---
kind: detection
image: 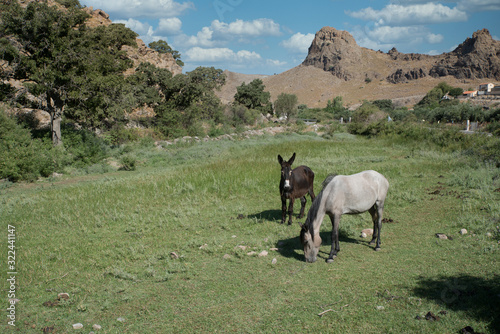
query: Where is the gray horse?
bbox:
[299,170,389,263]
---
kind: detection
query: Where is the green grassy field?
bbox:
[1,132,499,333]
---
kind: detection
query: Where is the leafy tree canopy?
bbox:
[274,93,298,119]
[234,79,271,113]
[148,40,184,67]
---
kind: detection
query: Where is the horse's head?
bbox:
[299,222,322,263]
[278,153,296,191]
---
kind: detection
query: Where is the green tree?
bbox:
[274,93,298,120]
[148,40,184,67]
[128,64,226,137]
[0,1,137,145]
[324,96,350,119]
[234,79,271,114]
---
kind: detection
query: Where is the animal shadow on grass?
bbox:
[277,229,360,262]
[247,209,282,223]
[411,274,500,333]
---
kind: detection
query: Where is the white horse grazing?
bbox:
[299,170,389,263]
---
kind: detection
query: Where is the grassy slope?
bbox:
[1,133,499,333]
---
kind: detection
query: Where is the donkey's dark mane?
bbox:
[306,174,337,240]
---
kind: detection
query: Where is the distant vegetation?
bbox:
[0,1,499,182]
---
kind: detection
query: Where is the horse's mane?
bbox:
[306,174,337,240]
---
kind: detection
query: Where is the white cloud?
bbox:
[457,0,500,12]
[80,0,194,18]
[267,59,287,67]
[426,33,444,44]
[185,47,261,63]
[211,19,281,38]
[347,3,467,26]
[157,18,182,35]
[114,18,152,36]
[281,33,315,53]
[352,25,445,51]
[176,18,282,48]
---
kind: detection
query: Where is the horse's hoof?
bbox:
[375,247,381,251]
[287,222,292,226]
[326,258,335,264]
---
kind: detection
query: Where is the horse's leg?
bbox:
[369,205,383,251]
[287,197,296,225]
[374,203,384,251]
[327,213,341,263]
[369,206,378,245]
[281,196,287,224]
[298,196,306,218]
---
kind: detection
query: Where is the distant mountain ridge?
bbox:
[303,27,500,83]
[219,27,500,108]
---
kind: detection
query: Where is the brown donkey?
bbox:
[278,153,315,225]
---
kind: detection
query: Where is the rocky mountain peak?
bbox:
[302,26,500,82]
[302,27,362,80]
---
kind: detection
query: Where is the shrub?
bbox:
[61,125,109,167]
[348,102,388,136]
[0,111,54,182]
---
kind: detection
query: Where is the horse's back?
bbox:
[327,170,388,213]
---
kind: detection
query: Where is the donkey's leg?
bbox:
[281,196,287,224]
[287,198,295,225]
[309,186,316,202]
[327,213,341,263]
[298,196,306,218]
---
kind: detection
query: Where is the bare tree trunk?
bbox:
[50,111,62,146]
[47,92,64,146]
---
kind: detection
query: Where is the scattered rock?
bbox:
[436,233,448,240]
[117,317,125,323]
[58,293,70,300]
[199,244,208,249]
[486,232,492,237]
[272,258,277,264]
[247,251,257,256]
[234,245,247,251]
[72,323,84,329]
[376,305,385,310]
[92,324,102,330]
[259,250,269,257]
[169,252,179,259]
[223,254,231,259]
[360,229,373,238]
[460,229,468,235]
[269,247,279,251]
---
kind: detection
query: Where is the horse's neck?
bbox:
[309,192,328,236]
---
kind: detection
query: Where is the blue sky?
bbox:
[79,0,500,75]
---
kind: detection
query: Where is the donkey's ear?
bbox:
[288,152,296,165]
[278,155,283,164]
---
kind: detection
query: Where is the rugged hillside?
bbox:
[13,0,182,76]
[82,6,182,76]
[219,27,500,108]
